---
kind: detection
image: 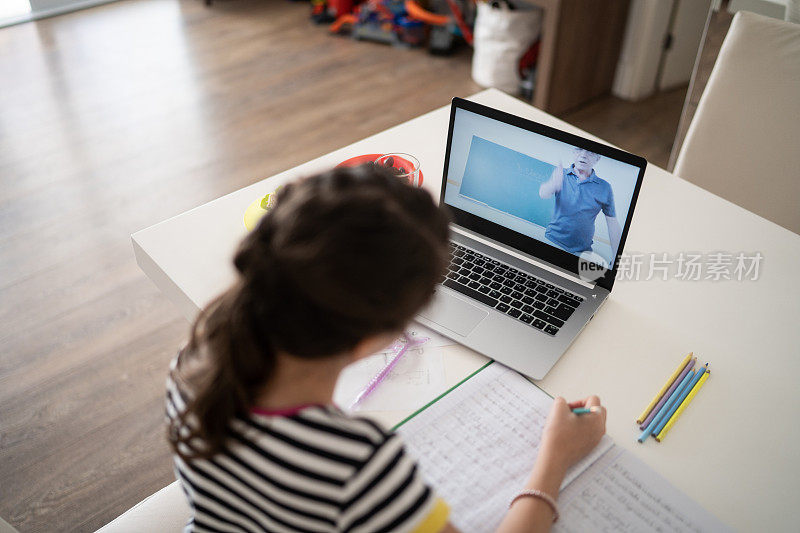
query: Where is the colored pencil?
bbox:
[653,364,708,436]
[638,369,695,443]
[636,353,692,424]
[656,369,710,442]
[639,357,696,430]
[572,407,593,414]
[349,335,428,409]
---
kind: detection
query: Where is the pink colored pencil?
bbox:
[349,334,429,409]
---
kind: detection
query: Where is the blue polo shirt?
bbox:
[545,166,616,253]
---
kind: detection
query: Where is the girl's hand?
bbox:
[502,397,605,532]
[539,396,606,473]
[500,397,606,532]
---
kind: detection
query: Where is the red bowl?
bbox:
[336,154,423,186]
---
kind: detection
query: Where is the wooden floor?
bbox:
[0,1,683,530]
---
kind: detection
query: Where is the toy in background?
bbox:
[312,0,354,24]
[430,0,474,54]
[406,0,474,54]
[395,16,427,46]
[328,0,475,52]
[353,0,411,46]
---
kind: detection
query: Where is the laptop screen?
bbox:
[442,104,644,281]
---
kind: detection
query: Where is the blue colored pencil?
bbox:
[653,364,708,436]
[638,369,696,442]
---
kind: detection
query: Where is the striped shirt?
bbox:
[166,360,448,532]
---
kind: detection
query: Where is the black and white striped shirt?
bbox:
[166,366,444,532]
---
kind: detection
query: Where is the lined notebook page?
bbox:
[556,448,732,533]
[397,362,614,532]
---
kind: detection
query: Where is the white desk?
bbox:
[133,89,800,532]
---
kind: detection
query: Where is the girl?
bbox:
[166,164,606,533]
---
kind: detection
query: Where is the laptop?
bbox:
[416,98,646,379]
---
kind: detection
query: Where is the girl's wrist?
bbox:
[526,446,567,496]
[538,442,570,474]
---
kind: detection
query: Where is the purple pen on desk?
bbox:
[348,333,429,410]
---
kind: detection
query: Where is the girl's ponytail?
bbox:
[168,164,451,460]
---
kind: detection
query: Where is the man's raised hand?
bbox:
[552,161,564,192]
[540,161,565,199]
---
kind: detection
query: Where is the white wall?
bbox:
[728,0,788,19]
[658,0,713,91]
[613,0,714,100]
[612,0,675,100]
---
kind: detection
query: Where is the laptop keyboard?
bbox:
[443,243,584,336]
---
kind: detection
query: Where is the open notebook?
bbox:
[395,363,730,532]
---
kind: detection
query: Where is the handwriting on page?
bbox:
[557,450,732,533]
[399,364,549,531]
[398,363,729,532]
[399,363,612,532]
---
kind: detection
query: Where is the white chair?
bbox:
[96,481,189,532]
[673,11,800,234]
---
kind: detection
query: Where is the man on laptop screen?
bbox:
[539,149,622,267]
[419,99,646,379]
[450,130,635,271]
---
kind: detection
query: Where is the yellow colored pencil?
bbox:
[655,370,709,442]
[636,352,692,424]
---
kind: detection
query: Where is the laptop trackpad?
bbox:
[419,290,488,337]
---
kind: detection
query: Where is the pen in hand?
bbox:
[572,407,601,414]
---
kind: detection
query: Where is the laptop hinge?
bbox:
[450,225,597,290]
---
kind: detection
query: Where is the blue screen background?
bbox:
[459,136,556,228]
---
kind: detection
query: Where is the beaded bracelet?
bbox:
[508,489,559,523]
